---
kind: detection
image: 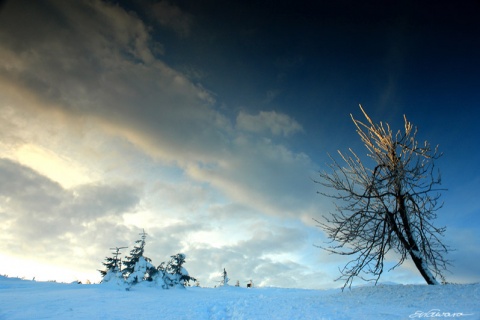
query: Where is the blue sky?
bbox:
[0,0,479,288]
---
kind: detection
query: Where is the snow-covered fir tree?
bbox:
[99,230,196,290]
[126,256,156,286]
[99,246,127,278]
[99,256,117,278]
[100,246,128,287]
[122,229,154,285]
[162,253,196,289]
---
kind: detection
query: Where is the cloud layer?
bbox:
[0,0,327,287]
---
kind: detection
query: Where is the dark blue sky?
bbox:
[144,0,480,150]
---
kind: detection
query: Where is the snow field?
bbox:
[0,276,479,319]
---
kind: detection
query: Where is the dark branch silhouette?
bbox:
[315,105,450,289]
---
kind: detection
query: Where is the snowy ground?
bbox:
[0,276,479,319]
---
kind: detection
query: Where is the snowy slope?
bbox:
[0,276,479,319]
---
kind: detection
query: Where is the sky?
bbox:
[0,0,479,289]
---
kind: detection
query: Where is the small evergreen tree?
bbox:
[162,253,196,288]
[122,229,151,284]
[221,268,229,286]
[99,246,127,278]
[144,256,159,282]
[126,256,156,285]
[99,256,116,278]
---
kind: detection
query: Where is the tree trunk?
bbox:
[408,248,439,285]
[397,194,439,285]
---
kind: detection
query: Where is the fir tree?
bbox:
[99,246,127,278]
[162,253,196,288]
[122,229,149,283]
[97,230,195,289]
[144,261,159,282]
[221,268,229,286]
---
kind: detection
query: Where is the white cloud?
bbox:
[0,158,141,266]
[236,110,304,137]
[186,135,318,218]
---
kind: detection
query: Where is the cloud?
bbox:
[231,225,308,257]
[177,223,334,289]
[236,110,304,137]
[0,158,65,218]
[0,158,141,262]
[0,0,228,165]
[152,1,193,37]
[0,0,330,287]
[0,0,317,219]
[186,134,319,219]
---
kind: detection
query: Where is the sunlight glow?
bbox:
[15,144,96,189]
[0,254,98,284]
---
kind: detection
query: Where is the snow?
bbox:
[126,256,149,285]
[0,276,479,319]
[101,269,127,289]
[180,266,189,276]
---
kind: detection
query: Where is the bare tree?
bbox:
[315,105,450,289]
